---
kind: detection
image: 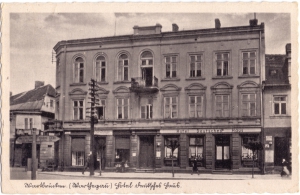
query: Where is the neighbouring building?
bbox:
[263,44,291,173]
[52,18,265,173]
[10,82,57,168]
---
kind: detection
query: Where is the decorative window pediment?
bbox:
[211,82,233,90]
[69,88,87,96]
[160,84,182,92]
[113,86,130,94]
[95,86,109,95]
[237,81,260,89]
[185,83,207,91]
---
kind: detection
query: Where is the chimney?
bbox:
[10,92,12,97]
[172,23,179,32]
[215,19,221,29]
[35,81,44,89]
[133,25,139,35]
[155,23,162,34]
[249,19,258,27]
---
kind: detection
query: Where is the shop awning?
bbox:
[115,137,130,149]
[71,138,85,151]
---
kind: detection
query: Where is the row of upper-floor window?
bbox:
[56,50,259,84]
[57,93,288,121]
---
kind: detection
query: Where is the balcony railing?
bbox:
[130,76,159,93]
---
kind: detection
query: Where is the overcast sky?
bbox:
[10,13,291,95]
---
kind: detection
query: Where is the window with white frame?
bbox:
[216,53,229,76]
[117,98,129,119]
[242,51,256,75]
[189,96,203,118]
[215,95,230,117]
[95,56,106,82]
[141,51,153,66]
[165,55,177,78]
[242,94,256,116]
[73,100,84,120]
[189,137,204,160]
[273,96,287,115]
[118,54,129,81]
[74,57,84,83]
[72,151,85,166]
[96,99,106,120]
[189,54,203,77]
[164,137,179,158]
[241,135,258,161]
[141,99,153,119]
[24,118,33,129]
[164,97,178,119]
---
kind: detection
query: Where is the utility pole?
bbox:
[31,128,37,180]
[88,79,99,176]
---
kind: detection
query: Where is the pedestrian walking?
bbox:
[82,152,92,175]
[191,158,199,175]
[281,158,290,177]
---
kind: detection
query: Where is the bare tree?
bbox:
[243,141,263,178]
[166,138,180,177]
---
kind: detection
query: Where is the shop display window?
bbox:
[189,137,205,167]
[115,149,130,163]
[164,137,179,166]
[241,135,259,167]
[72,151,84,166]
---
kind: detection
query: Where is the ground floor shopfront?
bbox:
[61,127,263,172]
[263,127,291,173]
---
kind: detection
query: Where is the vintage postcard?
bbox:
[1,2,299,194]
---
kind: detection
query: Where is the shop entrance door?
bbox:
[139,136,154,168]
[215,135,231,169]
[274,137,289,166]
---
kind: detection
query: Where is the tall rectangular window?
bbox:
[117,98,129,119]
[29,118,33,129]
[97,99,106,120]
[141,102,153,119]
[95,56,106,82]
[74,57,84,83]
[24,118,28,129]
[165,56,177,78]
[215,95,229,117]
[242,51,256,75]
[71,138,85,166]
[274,96,287,115]
[216,53,229,76]
[164,97,178,119]
[73,100,84,120]
[118,54,129,81]
[189,96,203,118]
[242,94,256,116]
[190,54,202,77]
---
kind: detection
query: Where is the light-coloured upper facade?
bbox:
[54,20,265,128]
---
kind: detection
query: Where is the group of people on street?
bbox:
[82,151,290,177]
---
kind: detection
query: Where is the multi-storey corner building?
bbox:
[263,44,291,173]
[10,82,57,167]
[53,18,265,172]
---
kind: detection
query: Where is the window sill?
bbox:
[269,115,291,119]
[185,77,205,81]
[212,76,233,79]
[113,81,131,84]
[161,78,180,82]
[97,81,109,85]
[70,83,87,86]
[238,75,260,78]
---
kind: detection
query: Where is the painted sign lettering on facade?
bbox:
[160,128,261,134]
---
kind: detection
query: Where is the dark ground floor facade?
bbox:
[263,127,292,173]
[57,127,263,173]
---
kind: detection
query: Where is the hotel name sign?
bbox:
[160,128,261,134]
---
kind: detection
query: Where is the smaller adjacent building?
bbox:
[263,43,291,173]
[10,81,57,168]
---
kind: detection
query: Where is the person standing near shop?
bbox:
[281,158,290,177]
[191,158,199,175]
[82,152,92,175]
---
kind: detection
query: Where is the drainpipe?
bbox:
[259,28,265,174]
[62,43,67,169]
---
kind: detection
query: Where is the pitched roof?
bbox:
[265,54,289,85]
[10,84,56,111]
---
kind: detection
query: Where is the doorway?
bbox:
[139,136,154,168]
[215,135,231,169]
[274,137,289,166]
[142,68,153,87]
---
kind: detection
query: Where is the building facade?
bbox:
[53,18,265,172]
[263,44,291,173]
[10,82,57,168]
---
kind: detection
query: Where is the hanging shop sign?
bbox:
[160,128,261,134]
[16,135,60,144]
[94,130,113,135]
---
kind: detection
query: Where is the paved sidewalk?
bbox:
[38,170,286,180]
